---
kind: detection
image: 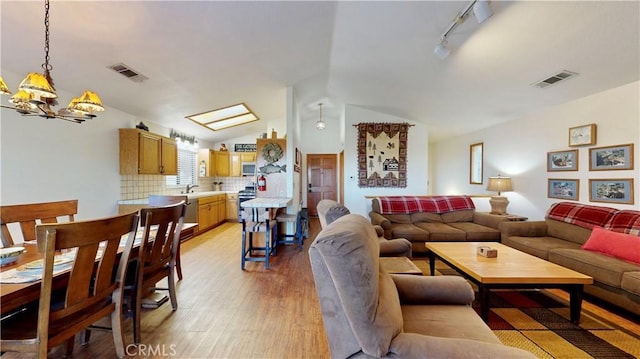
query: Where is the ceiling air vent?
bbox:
[533,70,578,89]
[108,63,148,83]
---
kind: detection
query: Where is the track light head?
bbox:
[473,0,493,23]
[434,42,450,59]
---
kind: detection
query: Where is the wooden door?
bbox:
[307,154,337,217]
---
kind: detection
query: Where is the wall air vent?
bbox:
[107,63,148,83]
[533,70,578,89]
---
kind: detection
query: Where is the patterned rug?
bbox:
[420,262,640,358]
[476,289,640,358]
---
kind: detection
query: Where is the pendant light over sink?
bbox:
[0,0,105,123]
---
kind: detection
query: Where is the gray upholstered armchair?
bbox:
[316,199,412,258]
[309,214,536,359]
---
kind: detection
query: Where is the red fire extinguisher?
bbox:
[258,174,267,191]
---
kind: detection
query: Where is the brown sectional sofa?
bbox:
[501,202,640,315]
[369,196,508,254]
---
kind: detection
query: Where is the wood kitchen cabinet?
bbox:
[241,152,256,162]
[197,149,257,177]
[119,129,177,175]
[212,151,230,177]
[197,194,226,232]
[226,193,238,221]
[229,153,242,177]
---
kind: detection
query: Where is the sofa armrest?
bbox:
[379,238,412,259]
[391,274,474,305]
[369,212,391,239]
[473,212,508,229]
[499,221,548,242]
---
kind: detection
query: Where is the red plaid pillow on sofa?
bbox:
[603,210,640,235]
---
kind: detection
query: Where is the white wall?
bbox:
[344,105,429,216]
[431,81,640,221]
[0,71,138,218]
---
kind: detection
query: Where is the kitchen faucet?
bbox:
[184,184,199,193]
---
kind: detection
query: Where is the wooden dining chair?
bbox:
[0,212,139,358]
[241,207,276,270]
[0,199,78,247]
[148,195,188,280]
[129,201,186,344]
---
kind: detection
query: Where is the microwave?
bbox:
[241,162,256,176]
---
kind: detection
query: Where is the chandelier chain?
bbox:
[42,0,52,73]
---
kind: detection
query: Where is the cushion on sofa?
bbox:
[546,219,593,245]
[325,204,351,225]
[411,212,443,223]
[603,210,640,235]
[546,202,617,230]
[548,248,640,288]
[447,222,501,241]
[441,209,475,223]
[621,272,640,296]
[401,305,501,345]
[414,223,466,241]
[388,223,430,242]
[502,235,582,260]
[582,227,640,265]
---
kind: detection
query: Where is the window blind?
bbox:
[166,142,197,186]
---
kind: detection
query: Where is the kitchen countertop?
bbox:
[118,191,238,205]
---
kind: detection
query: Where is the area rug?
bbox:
[431,265,640,358]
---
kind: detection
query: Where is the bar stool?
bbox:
[241,207,276,269]
[275,201,305,251]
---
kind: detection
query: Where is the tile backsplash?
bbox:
[120,175,256,200]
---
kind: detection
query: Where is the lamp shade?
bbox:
[18,73,57,99]
[486,176,513,195]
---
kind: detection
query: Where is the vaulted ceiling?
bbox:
[1,1,638,143]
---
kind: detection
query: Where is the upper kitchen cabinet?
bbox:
[119,129,177,175]
[213,150,230,177]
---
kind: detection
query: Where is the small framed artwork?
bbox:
[589,178,634,204]
[569,123,596,147]
[548,179,579,201]
[547,150,578,171]
[589,143,634,171]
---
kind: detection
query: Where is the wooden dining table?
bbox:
[0,223,198,316]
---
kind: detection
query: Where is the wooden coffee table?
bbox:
[425,242,593,324]
[380,257,422,275]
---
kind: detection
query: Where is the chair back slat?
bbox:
[1,200,78,246]
[139,202,186,277]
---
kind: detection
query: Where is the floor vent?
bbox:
[533,70,578,89]
[108,63,148,83]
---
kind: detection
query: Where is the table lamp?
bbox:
[486,175,513,215]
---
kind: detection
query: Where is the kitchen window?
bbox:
[166,141,198,187]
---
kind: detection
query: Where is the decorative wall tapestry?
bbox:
[355,123,411,187]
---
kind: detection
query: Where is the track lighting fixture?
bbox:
[434,0,493,60]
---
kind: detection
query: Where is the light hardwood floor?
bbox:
[4,218,638,358]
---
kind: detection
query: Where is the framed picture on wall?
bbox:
[569,123,596,146]
[589,143,634,171]
[547,150,578,171]
[589,178,634,204]
[548,179,579,201]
